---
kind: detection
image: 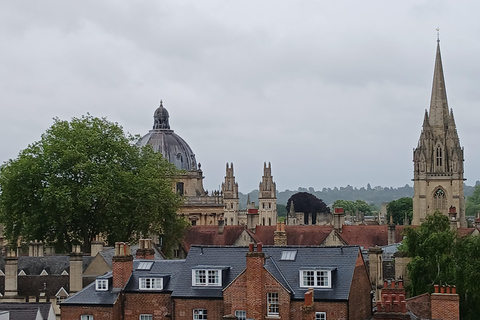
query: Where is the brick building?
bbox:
[61,242,372,320]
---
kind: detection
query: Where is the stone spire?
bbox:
[428,40,449,135]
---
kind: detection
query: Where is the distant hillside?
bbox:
[239,182,479,209]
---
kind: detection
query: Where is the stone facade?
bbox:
[413,40,466,227]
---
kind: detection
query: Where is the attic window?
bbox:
[299,270,331,288]
[139,277,163,290]
[281,250,297,261]
[137,261,154,270]
[192,269,221,286]
[95,279,108,291]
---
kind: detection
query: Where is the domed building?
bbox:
[138,101,225,226]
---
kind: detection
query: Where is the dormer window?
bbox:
[95,279,108,291]
[299,270,331,288]
[139,277,163,290]
[192,269,221,286]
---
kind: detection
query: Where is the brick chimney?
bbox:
[374,280,409,319]
[246,242,265,320]
[4,247,18,297]
[112,242,133,288]
[247,208,259,231]
[136,239,155,260]
[449,206,458,231]
[29,240,44,257]
[304,288,314,307]
[431,284,459,320]
[368,246,383,302]
[274,222,287,246]
[91,235,105,257]
[69,245,83,293]
[388,215,396,245]
[333,207,344,232]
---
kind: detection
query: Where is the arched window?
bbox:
[434,188,446,210]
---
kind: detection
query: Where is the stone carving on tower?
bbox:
[258,162,277,226]
[412,39,466,227]
[222,163,240,225]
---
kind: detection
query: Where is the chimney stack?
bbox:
[29,240,44,257]
[4,247,18,297]
[218,219,225,234]
[69,245,83,293]
[136,239,155,260]
[91,235,105,257]
[368,246,384,302]
[388,216,396,245]
[274,222,287,246]
[246,243,265,320]
[304,288,314,307]
[431,284,460,320]
[112,242,133,288]
[333,207,344,232]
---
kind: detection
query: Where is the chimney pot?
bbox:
[452,286,456,294]
[249,243,254,252]
[257,242,262,252]
[446,286,451,294]
[384,280,388,288]
[281,222,285,232]
[441,285,445,294]
[434,284,439,293]
[398,280,403,288]
[391,280,395,289]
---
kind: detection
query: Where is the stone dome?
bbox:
[137,101,198,171]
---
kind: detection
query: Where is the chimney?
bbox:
[274,222,287,246]
[375,280,408,318]
[388,216,396,245]
[112,242,133,288]
[247,207,259,231]
[4,247,18,297]
[91,235,104,257]
[69,245,83,293]
[449,206,458,231]
[218,219,225,234]
[431,284,460,320]
[246,242,265,320]
[136,239,155,260]
[333,207,344,232]
[304,288,314,307]
[29,240,44,257]
[368,246,383,302]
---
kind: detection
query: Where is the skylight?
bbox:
[137,261,154,270]
[280,250,297,261]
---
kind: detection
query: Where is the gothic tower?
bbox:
[222,162,239,225]
[413,39,466,227]
[258,162,277,226]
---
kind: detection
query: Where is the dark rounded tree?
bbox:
[286,192,330,224]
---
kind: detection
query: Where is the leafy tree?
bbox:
[332,200,357,215]
[466,184,480,217]
[276,204,287,217]
[401,212,456,296]
[386,197,413,224]
[286,192,329,224]
[0,115,185,253]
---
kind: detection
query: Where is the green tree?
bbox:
[332,200,356,215]
[276,204,287,217]
[386,197,413,224]
[466,184,480,217]
[401,211,456,296]
[0,115,186,253]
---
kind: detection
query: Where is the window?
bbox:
[95,279,108,291]
[436,146,443,167]
[139,278,163,290]
[140,315,153,320]
[235,310,246,320]
[81,316,94,320]
[176,182,184,195]
[434,188,446,210]
[267,292,279,315]
[315,312,326,320]
[193,309,207,320]
[192,269,221,286]
[300,270,331,288]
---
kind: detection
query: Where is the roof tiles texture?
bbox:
[181,225,246,251]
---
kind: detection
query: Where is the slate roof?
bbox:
[124,259,185,293]
[61,272,121,306]
[98,244,164,268]
[181,225,247,251]
[0,255,94,275]
[171,245,361,301]
[0,303,53,320]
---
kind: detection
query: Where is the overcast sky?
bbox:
[1,1,480,193]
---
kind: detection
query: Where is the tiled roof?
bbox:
[0,303,53,320]
[171,245,360,301]
[254,225,334,245]
[181,225,246,251]
[62,272,121,306]
[124,259,185,293]
[339,225,408,248]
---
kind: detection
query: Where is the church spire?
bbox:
[428,38,449,132]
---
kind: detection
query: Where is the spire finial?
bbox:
[436,27,440,43]
[160,99,163,107]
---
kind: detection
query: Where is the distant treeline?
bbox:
[240,182,480,209]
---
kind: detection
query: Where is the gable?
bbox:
[322,229,347,246]
[83,254,111,276]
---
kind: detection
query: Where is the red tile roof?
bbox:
[181,225,246,251]
[254,225,334,245]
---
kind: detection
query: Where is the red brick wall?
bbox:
[348,252,373,320]
[112,256,133,289]
[290,301,348,320]
[174,299,224,320]
[431,294,460,320]
[124,293,173,320]
[61,305,120,320]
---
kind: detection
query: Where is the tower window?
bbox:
[434,188,446,210]
[436,147,443,168]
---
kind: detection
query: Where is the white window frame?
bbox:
[139,277,163,290]
[95,279,108,291]
[267,292,279,316]
[299,270,331,288]
[139,315,153,320]
[235,310,246,320]
[81,315,94,320]
[193,309,207,320]
[192,269,221,286]
[315,312,326,320]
